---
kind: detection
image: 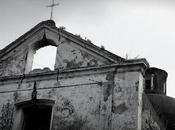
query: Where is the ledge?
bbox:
[0,61,148,84]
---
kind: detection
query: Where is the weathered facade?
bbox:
[0,20,174,130]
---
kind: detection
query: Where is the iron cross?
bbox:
[46,0,59,20]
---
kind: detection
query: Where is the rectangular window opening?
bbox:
[22,105,52,130]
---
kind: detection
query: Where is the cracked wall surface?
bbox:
[111,72,139,130]
[0,37,111,77]
[0,21,149,130]
[55,40,109,69]
[0,49,27,76]
[0,67,144,130]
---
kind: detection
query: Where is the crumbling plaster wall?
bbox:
[0,94,14,130]
[111,71,140,130]
[0,21,147,130]
[0,48,28,76]
[0,66,144,130]
[55,39,109,69]
[0,29,49,76]
[0,35,111,77]
[0,70,108,130]
[142,93,166,130]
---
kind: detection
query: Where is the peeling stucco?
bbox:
[0,101,14,130]
[112,102,128,114]
[55,42,106,69]
[0,20,151,130]
[111,72,140,130]
[0,67,146,130]
[0,51,27,76]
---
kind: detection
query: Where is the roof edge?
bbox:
[0,20,57,57]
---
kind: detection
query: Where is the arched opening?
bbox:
[145,67,168,95]
[25,37,58,74]
[32,46,57,70]
[13,99,55,130]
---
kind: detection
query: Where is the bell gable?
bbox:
[0,20,125,76]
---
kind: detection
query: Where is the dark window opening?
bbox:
[145,80,151,90]
[22,105,52,130]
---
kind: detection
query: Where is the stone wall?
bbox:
[0,69,106,130]
[0,66,143,130]
[55,40,107,69]
[0,39,111,77]
[112,72,140,130]
[142,93,166,130]
[0,20,150,130]
[0,49,27,76]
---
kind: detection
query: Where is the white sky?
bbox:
[0,0,175,97]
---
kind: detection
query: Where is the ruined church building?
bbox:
[0,20,174,130]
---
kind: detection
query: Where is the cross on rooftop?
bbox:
[46,0,59,20]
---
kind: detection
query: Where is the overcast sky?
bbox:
[0,0,175,97]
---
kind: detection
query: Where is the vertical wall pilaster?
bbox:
[99,72,115,130]
[138,73,144,130]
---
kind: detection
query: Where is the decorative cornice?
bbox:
[0,61,148,85]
